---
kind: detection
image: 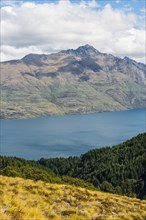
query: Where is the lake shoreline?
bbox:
[1,132,145,162]
[1,106,145,121]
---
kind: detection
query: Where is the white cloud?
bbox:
[115,0,121,3]
[1,45,44,61]
[122,4,134,13]
[1,0,145,63]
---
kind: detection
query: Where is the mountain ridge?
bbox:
[2,45,145,68]
[1,45,146,119]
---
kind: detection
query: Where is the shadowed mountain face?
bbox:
[1,45,146,119]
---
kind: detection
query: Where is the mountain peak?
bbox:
[78,44,96,50]
[76,44,101,54]
[124,56,132,61]
[61,44,101,56]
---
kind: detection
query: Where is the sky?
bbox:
[1,0,146,63]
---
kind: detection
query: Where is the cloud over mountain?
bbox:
[1,0,145,62]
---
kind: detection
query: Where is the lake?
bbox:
[0,108,145,160]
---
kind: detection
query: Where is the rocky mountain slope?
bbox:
[1,45,146,119]
[1,176,146,220]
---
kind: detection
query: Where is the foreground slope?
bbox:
[1,45,146,119]
[1,176,146,220]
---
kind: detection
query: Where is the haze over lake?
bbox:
[1,108,145,160]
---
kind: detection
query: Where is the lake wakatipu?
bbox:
[1,108,145,160]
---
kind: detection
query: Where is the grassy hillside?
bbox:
[1,176,146,220]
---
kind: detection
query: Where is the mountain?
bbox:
[1,176,146,220]
[1,133,146,199]
[1,44,146,119]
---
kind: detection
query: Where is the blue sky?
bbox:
[1,0,145,13]
[1,0,145,62]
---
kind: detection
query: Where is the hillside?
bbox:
[1,176,146,220]
[1,133,146,199]
[0,157,95,191]
[1,45,146,119]
[39,133,146,199]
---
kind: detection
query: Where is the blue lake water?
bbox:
[0,108,145,160]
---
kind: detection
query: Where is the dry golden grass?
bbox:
[0,175,146,220]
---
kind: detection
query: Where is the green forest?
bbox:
[1,133,146,199]
[0,157,95,190]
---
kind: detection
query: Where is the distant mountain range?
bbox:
[1,44,146,119]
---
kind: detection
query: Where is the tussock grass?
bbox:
[0,175,146,220]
